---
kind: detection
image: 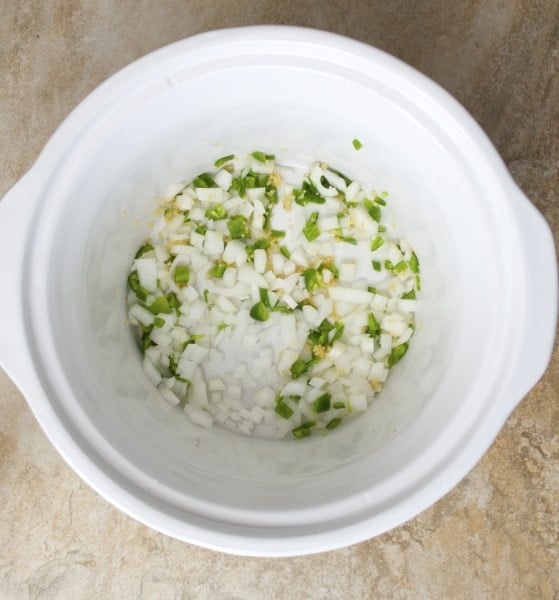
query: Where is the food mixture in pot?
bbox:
[127,152,420,439]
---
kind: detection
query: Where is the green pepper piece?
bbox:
[227,215,248,239]
[290,359,309,379]
[247,238,270,260]
[274,397,294,419]
[366,313,380,337]
[174,265,190,285]
[127,271,149,302]
[251,150,275,163]
[205,203,227,220]
[292,422,315,438]
[214,154,235,168]
[332,321,344,342]
[303,211,320,242]
[327,167,352,186]
[280,245,291,259]
[134,243,154,258]
[250,301,270,322]
[148,295,172,314]
[153,316,165,328]
[303,268,322,292]
[313,392,331,413]
[192,172,218,188]
[271,303,293,314]
[230,176,246,197]
[141,325,154,352]
[370,235,384,251]
[318,318,334,333]
[363,198,381,222]
[209,262,227,278]
[409,252,420,274]
[393,260,406,274]
[293,180,326,206]
[259,288,271,308]
[308,328,329,347]
[167,292,180,315]
[242,171,269,189]
[388,342,409,368]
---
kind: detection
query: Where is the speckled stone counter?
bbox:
[1,2,558,598]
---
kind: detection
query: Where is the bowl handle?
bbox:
[0,171,41,388]
[509,185,557,402]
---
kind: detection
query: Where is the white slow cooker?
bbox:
[0,27,556,556]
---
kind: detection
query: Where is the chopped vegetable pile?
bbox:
[127,152,420,439]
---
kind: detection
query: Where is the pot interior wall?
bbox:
[40,58,501,521]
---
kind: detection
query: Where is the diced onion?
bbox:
[127,153,420,439]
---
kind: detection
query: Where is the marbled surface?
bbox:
[1,2,558,598]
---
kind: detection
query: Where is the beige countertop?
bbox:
[1,2,558,598]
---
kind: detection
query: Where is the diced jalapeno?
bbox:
[193,172,218,188]
[292,422,315,438]
[274,397,294,419]
[293,180,325,206]
[290,359,309,379]
[370,235,384,251]
[128,271,149,301]
[209,262,227,278]
[214,154,235,168]
[250,301,270,322]
[313,393,331,413]
[135,243,154,258]
[366,313,380,337]
[205,203,227,220]
[363,198,381,222]
[251,150,275,163]
[303,211,320,242]
[227,215,248,239]
[332,321,344,342]
[148,295,172,314]
[388,342,409,368]
[409,252,420,274]
[303,268,322,291]
[394,260,408,274]
[174,265,190,285]
[259,288,271,308]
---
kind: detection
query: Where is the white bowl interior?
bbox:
[31,34,510,533]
